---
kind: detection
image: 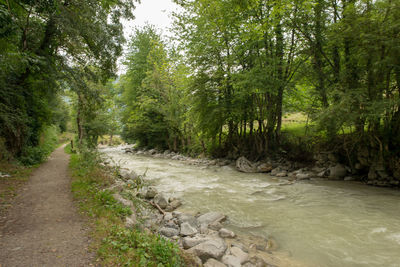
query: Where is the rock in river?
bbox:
[230,246,249,264]
[160,227,179,237]
[329,164,347,179]
[256,163,273,173]
[219,228,235,238]
[145,186,158,199]
[182,235,212,249]
[204,258,227,267]
[197,212,226,226]
[154,193,168,209]
[177,213,198,227]
[180,222,198,236]
[222,255,241,267]
[188,238,227,262]
[236,157,257,173]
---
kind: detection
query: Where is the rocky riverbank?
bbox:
[101,159,304,267]
[117,145,400,187]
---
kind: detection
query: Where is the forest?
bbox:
[1,0,400,184]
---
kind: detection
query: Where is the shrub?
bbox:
[19,125,59,165]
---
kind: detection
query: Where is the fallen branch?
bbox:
[145,200,166,215]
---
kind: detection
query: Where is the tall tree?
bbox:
[0,0,135,156]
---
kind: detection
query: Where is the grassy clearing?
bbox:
[282,122,309,137]
[67,146,185,266]
[281,113,311,137]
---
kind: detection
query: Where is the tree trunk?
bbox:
[77,93,84,146]
[109,133,113,146]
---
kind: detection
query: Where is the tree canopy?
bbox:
[0,0,136,159]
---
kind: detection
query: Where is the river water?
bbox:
[100,147,400,267]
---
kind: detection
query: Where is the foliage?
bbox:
[119,26,191,151]
[100,225,183,266]
[0,0,136,157]
[18,125,59,165]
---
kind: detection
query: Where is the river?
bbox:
[100,146,400,267]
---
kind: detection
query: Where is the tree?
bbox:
[0,0,136,156]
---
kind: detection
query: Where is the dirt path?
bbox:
[0,146,94,266]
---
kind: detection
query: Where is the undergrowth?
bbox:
[19,125,60,165]
[67,147,184,266]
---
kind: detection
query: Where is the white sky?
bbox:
[124,0,179,39]
[118,0,179,74]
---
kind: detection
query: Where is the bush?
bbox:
[19,146,47,165]
[0,137,11,161]
[19,125,59,165]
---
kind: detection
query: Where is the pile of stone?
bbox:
[121,144,400,187]
[236,155,354,184]
[123,146,233,167]
[105,166,280,266]
[157,210,277,267]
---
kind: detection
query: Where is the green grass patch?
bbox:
[282,122,309,137]
[68,151,184,266]
[64,143,73,154]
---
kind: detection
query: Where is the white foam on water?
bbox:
[371,227,387,234]
[386,233,400,244]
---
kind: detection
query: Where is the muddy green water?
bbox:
[101,147,400,267]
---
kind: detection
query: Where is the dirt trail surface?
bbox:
[0,146,94,266]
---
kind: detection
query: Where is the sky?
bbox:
[118,0,179,73]
[124,0,179,39]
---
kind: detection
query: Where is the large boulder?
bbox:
[204,258,227,267]
[256,163,273,173]
[160,227,179,237]
[209,221,223,231]
[182,236,212,249]
[197,212,226,226]
[163,212,173,221]
[166,198,182,212]
[177,213,198,227]
[230,247,249,264]
[188,238,227,262]
[180,222,198,236]
[236,157,257,173]
[222,255,241,267]
[148,149,157,155]
[329,164,347,179]
[276,171,287,177]
[270,167,282,176]
[295,172,311,180]
[154,193,168,209]
[145,186,158,199]
[219,228,235,238]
